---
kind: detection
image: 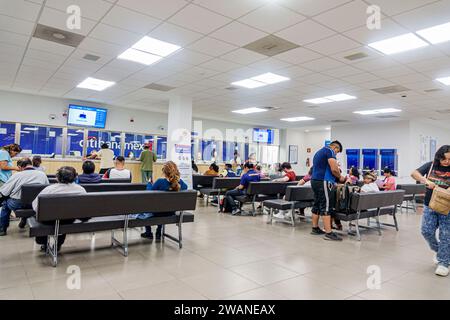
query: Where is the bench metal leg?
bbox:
[47,220,60,267]
[162,212,184,249]
[355,212,361,241]
[267,207,273,224]
[290,205,295,227]
[375,208,382,236]
[111,215,129,257]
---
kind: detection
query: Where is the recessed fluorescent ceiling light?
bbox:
[304,93,357,104]
[368,33,429,55]
[281,116,315,122]
[325,93,356,101]
[436,76,450,86]
[232,107,268,114]
[416,22,450,44]
[231,79,268,89]
[118,48,162,66]
[251,72,290,84]
[132,36,181,57]
[76,77,115,91]
[354,108,402,115]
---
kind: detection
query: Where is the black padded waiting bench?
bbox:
[199,177,241,206]
[28,190,197,267]
[334,190,405,241]
[15,183,147,220]
[396,184,426,212]
[264,186,315,226]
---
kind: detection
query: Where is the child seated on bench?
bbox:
[140,161,187,242]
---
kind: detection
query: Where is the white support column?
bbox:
[167,96,193,188]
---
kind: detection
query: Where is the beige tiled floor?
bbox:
[0,202,448,300]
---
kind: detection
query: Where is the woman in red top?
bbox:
[273,162,297,182]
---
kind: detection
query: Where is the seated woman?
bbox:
[32,166,87,252]
[346,166,360,185]
[77,160,102,184]
[381,167,396,191]
[361,172,380,193]
[204,163,219,176]
[272,162,296,182]
[140,161,188,242]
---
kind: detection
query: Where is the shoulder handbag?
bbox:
[427,163,450,215]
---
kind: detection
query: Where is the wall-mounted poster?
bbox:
[288,145,298,164]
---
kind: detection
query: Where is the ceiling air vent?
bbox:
[344,52,369,61]
[83,54,101,61]
[144,83,175,92]
[33,24,85,47]
[376,115,400,119]
[329,119,349,123]
[262,106,280,111]
[371,85,410,94]
[436,109,450,114]
[243,35,300,57]
[226,86,239,91]
[424,88,443,93]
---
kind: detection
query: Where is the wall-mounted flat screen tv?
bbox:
[253,128,274,144]
[67,104,107,129]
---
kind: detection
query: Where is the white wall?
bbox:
[331,120,450,182]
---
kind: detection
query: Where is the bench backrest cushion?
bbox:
[192,175,215,189]
[397,184,426,196]
[285,186,314,201]
[36,190,197,222]
[350,190,405,211]
[20,183,147,205]
[212,177,241,190]
[101,178,132,184]
[246,181,298,196]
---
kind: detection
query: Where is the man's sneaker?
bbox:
[0,229,6,236]
[332,224,343,231]
[324,232,343,241]
[231,209,241,216]
[311,227,326,235]
[18,218,27,229]
[433,254,439,265]
[273,212,285,219]
[155,234,162,243]
[435,265,449,277]
[140,232,154,240]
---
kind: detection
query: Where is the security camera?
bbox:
[130,118,135,123]
[158,125,165,131]
[49,114,57,120]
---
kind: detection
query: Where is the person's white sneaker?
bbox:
[433,254,439,265]
[435,265,449,277]
[284,212,293,220]
[273,212,285,219]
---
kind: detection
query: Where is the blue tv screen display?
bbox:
[253,128,274,144]
[67,105,108,129]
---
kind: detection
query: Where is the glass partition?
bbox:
[0,122,16,147]
[86,130,121,157]
[156,136,167,160]
[124,133,154,159]
[19,125,63,157]
[66,128,84,157]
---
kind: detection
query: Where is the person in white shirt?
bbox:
[361,172,380,193]
[103,156,132,180]
[32,166,87,251]
[0,158,49,235]
[88,143,114,174]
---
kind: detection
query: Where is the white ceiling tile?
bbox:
[276,19,336,46]
[22,56,61,71]
[274,47,323,64]
[210,21,267,47]
[277,66,315,79]
[0,14,35,35]
[344,18,409,45]
[169,4,232,34]
[392,0,450,30]
[305,34,360,55]
[366,0,440,16]
[313,1,374,32]
[170,49,213,65]
[78,37,128,56]
[45,0,113,21]
[90,23,142,47]
[247,57,291,72]
[0,0,41,22]
[199,58,241,72]
[188,37,238,57]
[322,65,364,78]
[102,5,161,34]
[0,30,30,47]
[39,6,96,36]
[352,56,398,71]
[28,37,75,56]
[238,3,306,33]
[148,22,204,47]
[192,0,267,19]
[221,48,266,65]
[117,0,188,20]
[279,0,353,17]
[301,57,344,71]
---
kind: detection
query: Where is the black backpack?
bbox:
[220,197,234,213]
[332,184,361,214]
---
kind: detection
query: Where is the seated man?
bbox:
[272,162,296,182]
[361,172,380,193]
[0,158,49,235]
[224,162,261,215]
[220,163,237,177]
[103,156,132,180]
[32,166,87,251]
[77,160,102,184]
